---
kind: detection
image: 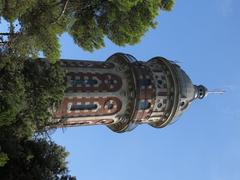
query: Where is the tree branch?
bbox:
[56,0,69,22]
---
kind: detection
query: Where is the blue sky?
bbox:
[52,1,240,179]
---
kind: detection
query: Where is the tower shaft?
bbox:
[52,53,206,133]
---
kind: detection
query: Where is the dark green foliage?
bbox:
[68,0,174,51]
[1,0,175,61]
[16,0,69,61]
[160,0,175,11]
[0,152,8,167]
[21,59,66,132]
[0,54,66,138]
[0,54,73,179]
[0,138,76,180]
[0,0,37,22]
[0,54,71,176]
[0,55,25,127]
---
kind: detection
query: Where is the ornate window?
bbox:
[72,79,98,86]
[107,79,114,85]
[70,104,97,111]
[138,101,151,110]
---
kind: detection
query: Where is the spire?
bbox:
[208,89,225,94]
[194,85,225,100]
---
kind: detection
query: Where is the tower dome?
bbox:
[154,58,208,125]
[52,53,207,133]
[143,56,208,129]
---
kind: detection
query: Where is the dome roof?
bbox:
[167,62,208,124]
[147,57,208,128]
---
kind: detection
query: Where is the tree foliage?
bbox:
[0,54,73,179]
[0,0,175,61]
[0,55,25,127]
[0,138,76,180]
[0,54,66,138]
[0,152,8,167]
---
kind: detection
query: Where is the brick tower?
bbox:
[52,53,207,133]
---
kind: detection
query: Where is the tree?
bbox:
[0,54,66,138]
[0,0,175,61]
[0,55,70,179]
[0,54,26,128]
[0,137,76,180]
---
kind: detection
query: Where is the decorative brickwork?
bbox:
[54,96,122,118]
[60,60,115,69]
[66,72,122,92]
[51,53,207,133]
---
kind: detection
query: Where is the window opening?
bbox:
[138,101,151,110]
[72,79,98,86]
[70,104,97,111]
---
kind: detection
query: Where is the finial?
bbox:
[194,85,225,100]
[194,85,208,99]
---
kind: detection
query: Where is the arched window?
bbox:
[107,79,114,85]
[72,79,98,86]
[85,79,98,85]
[138,101,151,110]
[70,104,97,111]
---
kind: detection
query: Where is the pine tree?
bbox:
[0,0,175,61]
[0,55,66,138]
[0,138,76,180]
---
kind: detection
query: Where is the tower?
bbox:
[52,53,207,133]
